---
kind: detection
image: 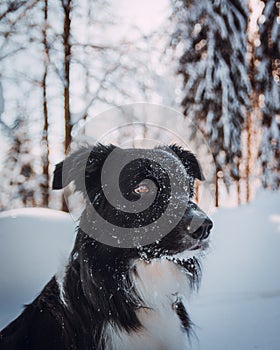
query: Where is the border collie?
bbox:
[0,144,213,350]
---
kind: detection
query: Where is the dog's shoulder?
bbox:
[0,277,68,350]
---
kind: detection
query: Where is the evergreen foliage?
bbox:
[254,0,280,190]
[172,0,251,185]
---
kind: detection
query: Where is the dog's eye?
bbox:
[133,183,149,194]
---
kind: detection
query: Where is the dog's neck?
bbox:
[57,230,195,349]
[58,231,142,348]
[107,259,193,350]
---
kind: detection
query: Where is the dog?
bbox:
[0,143,213,350]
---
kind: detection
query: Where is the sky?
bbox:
[112,0,170,36]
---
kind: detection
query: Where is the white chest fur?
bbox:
[106,259,192,350]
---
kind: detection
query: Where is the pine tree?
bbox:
[172,0,251,199]
[254,0,280,190]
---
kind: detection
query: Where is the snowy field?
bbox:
[190,190,280,350]
[0,190,279,349]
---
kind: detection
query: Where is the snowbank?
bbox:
[190,190,280,349]
[0,208,75,329]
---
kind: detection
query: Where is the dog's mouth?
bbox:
[139,237,208,261]
[167,237,209,258]
[163,246,205,285]
[165,241,206,265]
[166,255,200,279]
[137,238,208,281]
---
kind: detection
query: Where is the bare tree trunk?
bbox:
[62,0,72,155]
[195,181,199,204]
[41,0,50,207]
[246,111,251,203]
[62,0,72,211]
[215,171,219,208]
[237,158,241,205]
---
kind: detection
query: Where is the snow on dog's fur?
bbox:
[0,144,213,350]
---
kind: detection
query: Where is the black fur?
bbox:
[0,144,212,350]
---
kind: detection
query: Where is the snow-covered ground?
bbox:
[0,208,76,329]
[0,190,279,349]
[190,190,280,350]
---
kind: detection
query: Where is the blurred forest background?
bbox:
[0,0,279,210]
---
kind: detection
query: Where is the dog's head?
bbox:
[52,143,213,339]
[53,143,212,282]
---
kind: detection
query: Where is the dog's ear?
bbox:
[52,161,65,189]
[52,148,93,190]
[52,143,116,190]
[168,144,205,181]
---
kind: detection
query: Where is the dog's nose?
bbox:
[184,201,213,240]
[190,217,213,240]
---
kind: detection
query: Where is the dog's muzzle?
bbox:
[184,201,213,241]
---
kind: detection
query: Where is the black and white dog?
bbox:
[0,144,212,350]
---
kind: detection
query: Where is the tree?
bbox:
[61,0,72,154]
[1,117,42,208]
[41,0,50,206]
[1,0,170,210]
[254,0,280,190]
[0,0,46,208]
[172,0,251,205]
